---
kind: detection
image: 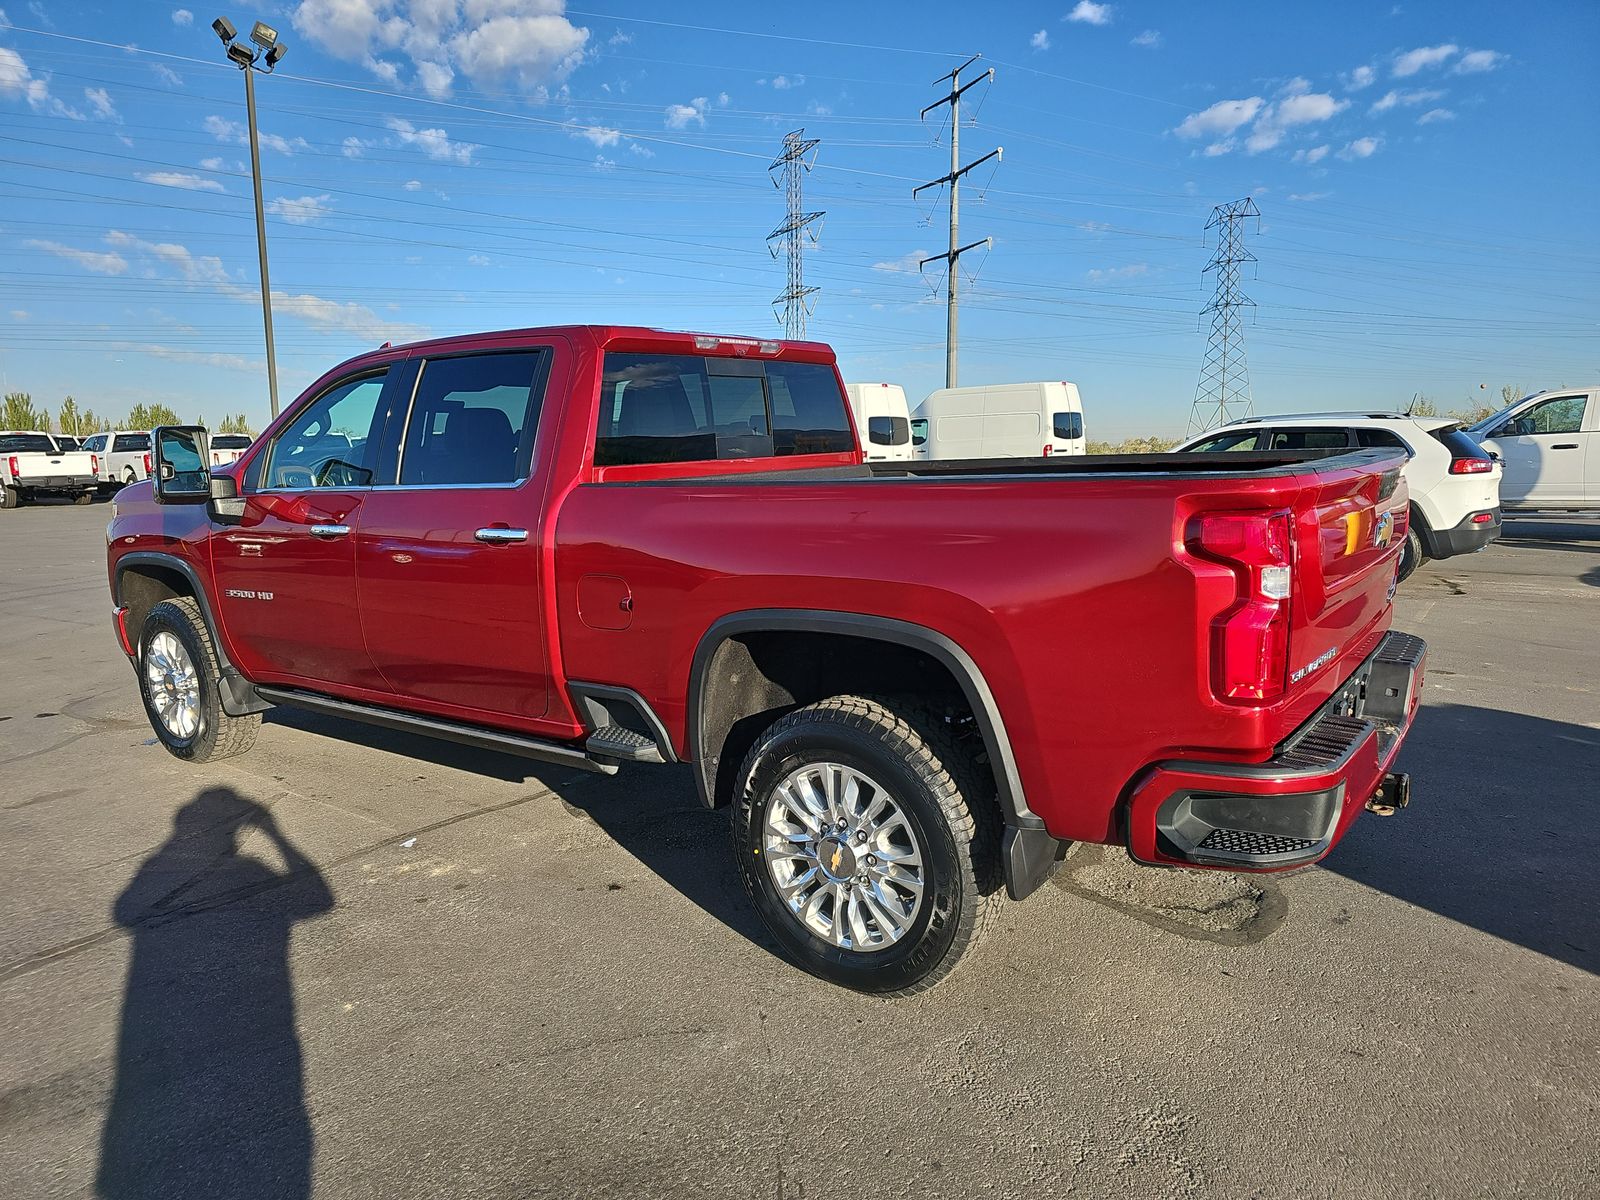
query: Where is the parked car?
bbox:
[1466,387,1598,511]
[82,431,152,490]
[1,430,97,507]
[208,433,254,468]
[1175,412,1502,580]
[843,383,914,462]
[911,381,1087,459]
[107,326,1422,993]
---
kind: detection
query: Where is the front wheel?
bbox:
[137,597,259,762]
[732,695,1000,994]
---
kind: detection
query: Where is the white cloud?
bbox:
[1066,2,1113,26]
[806,99,831,117]
[198,156,225,170]
[341,136,367,157]
[10,310,29,320]
[1292,144,1330,164]
[1131,29,1161,49]
[290,0,590,97]
[607,29,631,47]
[107,230,230,283]
[137,170,226,192]
[269,290,426,341]
[385,116,475,164]
[203,113,309,155]
[770,74,803,90]
[716,92,730,107]
[127,343,260,373]
[24,239,128,275]
[1086,263,1148,282]
[1174,96,1264,140]
[664,97,708,129]
[1236,82,1347,154]
[1417,107,1455,125]
[1392,43,1457,77]
[0,43,85,119]
[1370,87,1443,113]
[151,62,183,86]
[1202,140,1234,157]
[627,142,654,159]
[1454,49,1504,74]
[1345,64,1376,90]
[1030,30,1050,51]
[468,253,491,266]
[1338,136,1382,160]
[268,194,334,224]
[1288,192,1329,202]
[592,154,615,171]
[171,9,193,26]
[403,179,422,190]
[872,250,930,274]
[84,86,118,120]
[572,122,621,147]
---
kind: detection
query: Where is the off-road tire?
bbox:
[1398,526,1426,583]
[732,694,1002,995]
[138,597,259,763]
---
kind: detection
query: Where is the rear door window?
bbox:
[1052,411,1084,441]
[597,354,852,466]
[867,416,910,446]
[1266,428,1351,451]
[399,351,546,486]
[1356,428,1413,453]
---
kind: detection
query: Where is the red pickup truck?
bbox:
[108,326,1423,993]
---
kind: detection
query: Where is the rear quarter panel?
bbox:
[553,457,1406,844]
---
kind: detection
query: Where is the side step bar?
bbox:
[255,686,618,775]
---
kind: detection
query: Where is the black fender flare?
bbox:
[114,552,268,716]
[686,609,1042,832]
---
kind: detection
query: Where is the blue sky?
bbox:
[1,1,1595,439]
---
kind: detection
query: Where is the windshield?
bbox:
[1466,396,1534,433]
[0,433,57,453]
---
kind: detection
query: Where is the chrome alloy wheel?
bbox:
[145,631,201,740]
[762,762,926,952]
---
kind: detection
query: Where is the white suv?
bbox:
[1176,413,1502,580]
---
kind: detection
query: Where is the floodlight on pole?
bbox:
[212,14,288,418]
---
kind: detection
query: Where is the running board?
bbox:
[255,686,617,775]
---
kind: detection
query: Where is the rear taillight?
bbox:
[1043,445,1053,457]
[1188,510,1294,704]
[1449,457,1494,474]
[143,452,151,476]
[7,455,18,477]
[1471,512,1493,525]
[91,453,99,475]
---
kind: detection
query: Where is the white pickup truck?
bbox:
[1467,387,1598,511]
[1,431,98,508]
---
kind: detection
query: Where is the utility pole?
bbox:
[1188,197,1261,435]
[915,54,1000,389]
[213,15,287,417]
[766,129,824,339]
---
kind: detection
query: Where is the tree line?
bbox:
[2,393,253,438]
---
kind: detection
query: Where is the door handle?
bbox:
[475,527,528,544]
[1551,443,1579,450]
[309,524,351,538]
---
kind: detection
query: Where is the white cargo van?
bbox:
[910,382,1086,460]
[843,383,914,462]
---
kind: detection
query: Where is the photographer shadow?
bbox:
[97,788,333,1200]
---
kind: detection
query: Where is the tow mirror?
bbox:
[151,426,211,504]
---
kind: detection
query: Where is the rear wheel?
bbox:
[138,597,259,762]
[1,485,19,509]
[73,490,93,506]
[1398,526,1426,582]
[732,695,1000,994]
[122,467,137,486]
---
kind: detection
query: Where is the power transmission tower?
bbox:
[766,129,824,339]
[1188,197,1261,435]
[915,54,1001,389]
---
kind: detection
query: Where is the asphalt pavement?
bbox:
[1,501,1595,1199]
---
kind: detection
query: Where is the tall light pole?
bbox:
[212,16,286,418]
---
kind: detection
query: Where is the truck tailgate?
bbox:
[12,451,95,481]
[1289,456,1407,695]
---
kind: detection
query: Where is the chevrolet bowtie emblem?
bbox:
[1372,510,1395,549]
[830,844,844,873]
